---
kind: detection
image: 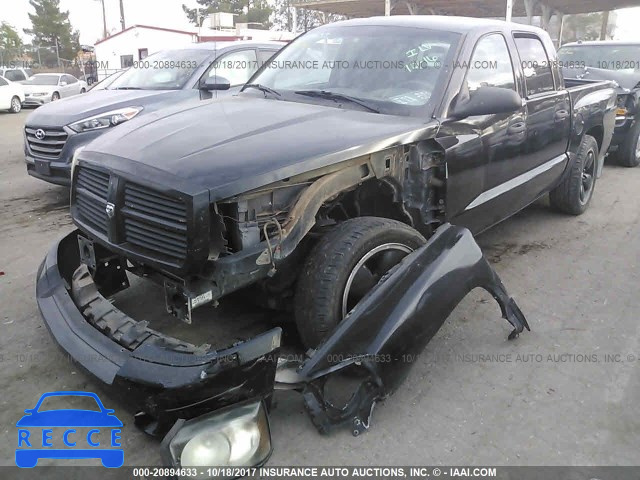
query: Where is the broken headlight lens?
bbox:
[162,401,271,478]
[68,106,143,133]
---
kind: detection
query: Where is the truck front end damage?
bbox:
[37,220,528,470]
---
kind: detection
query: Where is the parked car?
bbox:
[23,41,283,186]
[559,41,640,167]
[0,66,33,83]
[36,16,616,470]
[22,73,87,107]
[0,75,25,113]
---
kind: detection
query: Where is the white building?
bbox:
[94,25,198,76]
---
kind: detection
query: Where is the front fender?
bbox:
[289,223,530,435]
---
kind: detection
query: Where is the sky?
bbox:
[2,0,640,44]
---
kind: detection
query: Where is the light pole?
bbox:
[94,0,108,39]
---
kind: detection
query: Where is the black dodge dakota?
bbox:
[36,16,616,470]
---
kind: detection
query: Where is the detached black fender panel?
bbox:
[297,223,530,435]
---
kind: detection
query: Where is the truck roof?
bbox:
[327,15,548,36]
[187,40,286,51]
[561,40,640,47]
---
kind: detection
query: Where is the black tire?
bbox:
[294,217,426,349]
[9,96,21,113]
[80,88,86,94]
[51,92,60,101]
[616,120,640,167]
[549,134,598,215]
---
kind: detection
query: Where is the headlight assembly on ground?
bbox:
[68,106,143,133]
[161,401,272,479]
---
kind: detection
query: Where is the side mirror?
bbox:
[200,75,231,91]
[450,86,523,120]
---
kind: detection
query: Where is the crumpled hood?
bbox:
[563,66,640,92]
[25,89,195,127]
[82,95,437,200]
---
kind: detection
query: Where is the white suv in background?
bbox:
[0,67,33,83]
[0,75,25,113]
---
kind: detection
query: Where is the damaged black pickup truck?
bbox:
[37,16,616,470]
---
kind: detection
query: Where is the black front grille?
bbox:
[74,166,110,235]
[72,165,191,268]
[25,126,68,158]
[122,182,188,262]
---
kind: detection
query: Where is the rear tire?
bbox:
[80,88,86,94]
[549,135,598,215]
[616,119,640,167]
[294,217,426,349]
[51,92,60,101]
[9,96,21,113]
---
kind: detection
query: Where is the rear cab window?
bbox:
[513,35,555,96]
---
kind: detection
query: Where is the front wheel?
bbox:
[616,120,640,167]
[9,96,21,113]
[294,217,426,349]
[549,135,598,215]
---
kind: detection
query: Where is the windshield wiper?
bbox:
[243,83,281,97]
[114,86,143,90]
[294,90,380,113]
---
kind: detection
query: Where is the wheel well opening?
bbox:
[586,126,604,152]
[318,178,411,225]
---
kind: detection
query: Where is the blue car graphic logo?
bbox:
[16,391,124,468]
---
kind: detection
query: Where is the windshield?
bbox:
[24,75,60,85]
[558,45,640,72]
[90,70,126,90]
[109,49,211,90]
[249,25,460,116]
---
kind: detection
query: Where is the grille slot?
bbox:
[25,126,68,158]
[74,166,109,235]
[122,183,188,262]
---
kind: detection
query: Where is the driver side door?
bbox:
[444,33,527,233]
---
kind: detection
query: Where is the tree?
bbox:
[0,22,24,64]
[23,0,80,66]
[562,12,613,43]
[296,8,345,32]
[272,0,293,31]
[183,0,272,30]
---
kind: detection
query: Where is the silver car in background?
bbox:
[22,73,88,106]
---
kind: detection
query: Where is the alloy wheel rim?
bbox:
[580,149,596,204]
[12,98,20,111]
[341,243,413,318]
[635,131,640,160]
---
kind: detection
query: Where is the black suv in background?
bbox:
[23,41,283,186]
[560,41,640,167]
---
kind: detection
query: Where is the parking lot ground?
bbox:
[1,109,639,472]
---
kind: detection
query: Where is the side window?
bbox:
[257,49,277,68]
[120,54,134,69]
[466,34,515,91]
[514,36,555,96]
[210,49,258,86]
[66,75,78,84]
[0,77,8,86]
[5,70,25,82]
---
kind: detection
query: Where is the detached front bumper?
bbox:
[36,230,281,437]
